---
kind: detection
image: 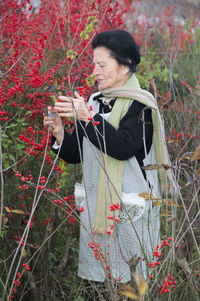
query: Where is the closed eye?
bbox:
[93,62,106,68]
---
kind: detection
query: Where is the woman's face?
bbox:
[93,46,130,90]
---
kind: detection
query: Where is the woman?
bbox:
[44,30,169,283]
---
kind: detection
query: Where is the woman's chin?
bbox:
[98,83,108,90]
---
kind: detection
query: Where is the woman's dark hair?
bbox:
[91,29,140,73]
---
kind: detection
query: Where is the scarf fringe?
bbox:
[92,225,116,235]
[92,225,106,234]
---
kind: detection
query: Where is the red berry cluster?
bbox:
[145,237,178,280]
[88,241,103,261]
[160,274,177,295]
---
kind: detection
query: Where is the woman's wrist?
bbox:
[53,130,64,145]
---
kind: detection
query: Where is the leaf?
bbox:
[156,212,172,217]
[178,152,193,161]
[191,146,200,161]
[54,74,58,86]
[138,192,157,199]
[167,139,175,144]
[86,74,95,87]
[2,217,8,225]
[161,163,171,170]
[163,199,181,207]
[153,199,181,207]
[51,94,57,104]
[8,154,15,162]
[141,164,162,170]
[153,201,162,207]
[80,16,96,40]
[66,50,77,59]
[138,192,149,198]
[2,207,25,214]
[118,284,138,300]
[119,273,148,300]
[4,207,11,213]
[26,243,39,249]
[196,168,200,177]
[134,272,148,295]
[61,159,65,170]
[80,32,89,40]
[142,163,171,171]
[10,209,25,214]
[22,248,27,258]
[87,16,96,23]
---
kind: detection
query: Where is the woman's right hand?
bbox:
[43,107,63,144]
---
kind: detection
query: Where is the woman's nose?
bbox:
[93,65,100,76]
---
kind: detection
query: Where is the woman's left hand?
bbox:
[54,91,95,123]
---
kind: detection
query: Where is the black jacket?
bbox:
[51,95,153,175]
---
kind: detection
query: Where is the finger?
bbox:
[74,91,80,98]
[43,121,52,129]
[54,107,71,114]
[58,112,74,118]
[74,91,84,101]
[54,102,73,111]
[54,102,71,109]
[74,92,83,101]
[44,116,51,122]
[58,96,72,102]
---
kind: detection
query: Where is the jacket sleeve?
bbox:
[51,121,85,164]
[84,100,153,161]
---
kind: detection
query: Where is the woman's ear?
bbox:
[121,64,131,77]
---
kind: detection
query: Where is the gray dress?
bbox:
[76,94,161,283]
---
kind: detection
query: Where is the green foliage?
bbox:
[1,117,27,170]
[0,224,9,239]
[137,56,179,90]
[80,16,96,40]
[86,74,95,87]
[66,50,78,60]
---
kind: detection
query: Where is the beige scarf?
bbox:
[92,74,175,235]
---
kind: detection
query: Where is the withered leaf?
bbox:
[191,146,200,161]
[22,248,27,258]
[118,272,148,299]
[157,98,174,112]
[156,212,172,217]
[4,207,11,213]
[178,152,193,162]
[142,164,171,171]
[141,164,162,170]
[2,217,8,225]
[10,209,25,214]
[138,192,156,199]
[134,271,148,295]
[26,243,39,249]
[196,168,200,177]
[118,284,138,300]
[161,164,171,170]
[153,199,180,207]
[153,200,162,207]
[3,207,25,214]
